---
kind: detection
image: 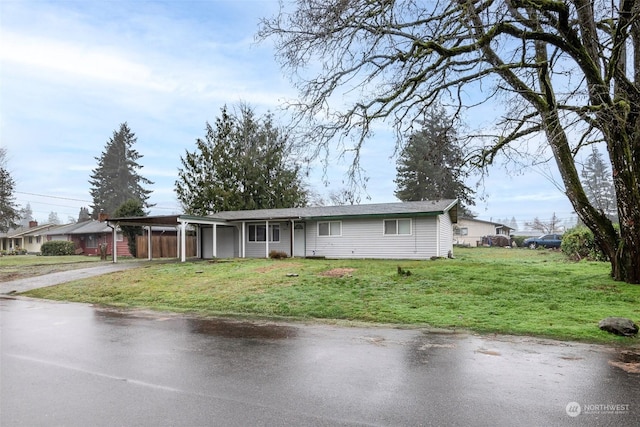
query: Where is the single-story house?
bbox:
[0,221,57,253]
[454,217,513,247]
[43,220,132,256]
[108,199,458,262]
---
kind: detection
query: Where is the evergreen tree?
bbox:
[176,105,308,215]
[0,148,21,232]
[113,199,145,257]
[78,207,91,222]
[47,211,61,225]
[581,147,617,218]
[394,105,474,212]
[89,123,153,218]
[19,202,33,227]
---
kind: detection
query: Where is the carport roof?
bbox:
[106,215,183,227]
[106,215,227,227]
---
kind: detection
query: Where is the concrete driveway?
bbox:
[1,297,638,426]
[0,262,141,294]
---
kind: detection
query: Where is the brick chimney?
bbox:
[29,220,38,228]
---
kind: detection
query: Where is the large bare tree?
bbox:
[259,0,640,283]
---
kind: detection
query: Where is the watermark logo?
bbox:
[566,401,630,417]
[566,402,581,417]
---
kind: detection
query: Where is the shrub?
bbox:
[561,226,614,262]
[41,241,77,256]
[511,235,526,248]
[269,250,289,259]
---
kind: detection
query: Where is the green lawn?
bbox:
[20,248,640,344]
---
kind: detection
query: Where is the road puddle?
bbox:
[609,349,640,374]
[94,308,297,339]
[189,318,297,339]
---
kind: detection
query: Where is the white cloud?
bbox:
[0,30,171,91]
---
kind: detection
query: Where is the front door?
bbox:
[293,223,305,257]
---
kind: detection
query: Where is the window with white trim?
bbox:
[383,219,412,235]
[318,221,341,236]
[248,224,280,242]
[454,227,468,236]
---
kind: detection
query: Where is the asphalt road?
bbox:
[1,297,638,426]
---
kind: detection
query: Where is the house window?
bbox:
[36,236,41,243]
[318,221,341,236]
[455,227,468,236]
[384,219,411,235]
[28,236,33,244]
[86,234,98,248]
[248,224,280,242]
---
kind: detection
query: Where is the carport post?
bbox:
[180,221,187,262]
[291,219,295,258]
[241,221,246,258]
[213,224,217,258]
[112,226,118,263]
[196,225,201,258]
[265,220,269,258]
[175,225,180,260]
[147,226,152,260]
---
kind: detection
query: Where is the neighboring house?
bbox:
[109,199,458,261]
[0,221,57,253]
[454,217,513,247]
[43,220,132,256]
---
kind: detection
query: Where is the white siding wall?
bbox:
[455,219,501,247]
[244,222,292,258]
[438,213,454,256]
[201,226,238,258]
[304,217,440,259]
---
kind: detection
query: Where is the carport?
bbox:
[105,215,228,262]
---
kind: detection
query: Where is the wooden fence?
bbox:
[136,235,197,259]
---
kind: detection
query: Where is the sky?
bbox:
[0,0,577,231]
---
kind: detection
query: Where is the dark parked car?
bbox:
[523,234,563,249]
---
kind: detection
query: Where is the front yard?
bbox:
[14,248,640,344]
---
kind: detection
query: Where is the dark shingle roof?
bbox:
[43,220,111,235]
[211,199,457,221]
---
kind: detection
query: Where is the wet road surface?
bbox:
[1,297,638,426]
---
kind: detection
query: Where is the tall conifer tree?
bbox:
[89,123,153,218]
[176,105,308,215]
[394,106,474,213]
[0,148,21,232]
[581,147,617,218]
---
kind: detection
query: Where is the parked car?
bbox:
[523,234,563,249]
